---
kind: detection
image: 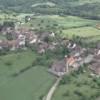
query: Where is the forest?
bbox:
[0,0,100,20]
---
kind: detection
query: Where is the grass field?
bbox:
[0,50,55,100]
[62,27,100,38]
[28,15,98,29]
[0,50,36,77]
[52,71,100,100]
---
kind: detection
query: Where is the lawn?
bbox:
[0,50,55,100]
[52,71,100,100]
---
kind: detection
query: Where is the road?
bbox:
[45,77,62,100]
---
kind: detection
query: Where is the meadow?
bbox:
[0,50,55,100]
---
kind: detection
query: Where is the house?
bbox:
[25,16,31,22]
[0,40,8,49]
[96,42,100,49]
[49,55,82,76]
[67,41,77,49]
[17,34,26,48]
[29,38,37,44]
[7,40,19,51]
[94,49,100,55]
[48,60,66,76]
[89,63,100,75]
[0,40,3,49]
[84,54,94,64]
[48,44,56,51]
[37,31,55,41]
[88,51,100,75]
[37,32,49,40]
[61,38,69,45]
[37,42,49,54]
[28,34,38,44]
[52,42,58,46]
[66,55,83,70]
[49,32,55,37]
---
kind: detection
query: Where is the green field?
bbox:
[28,15,98,29]
[62,27,100,38]
[52,71,100,100]
[0,50,55,100]
[0,50,36,77]
[26,15,100,42]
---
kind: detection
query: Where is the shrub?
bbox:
[63,91,70,97]
[74,90,83,97]
[60,75,71,85]
[39,95,44,100]
[5,61,12,66]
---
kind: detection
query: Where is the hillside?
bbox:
[0,0,100,19]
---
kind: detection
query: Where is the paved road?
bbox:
[45,77,62,100]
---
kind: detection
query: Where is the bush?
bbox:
[60,75,71,85]
[39,95,44,100]
[63,91,70,97]
[5,61,12,66]
[76,82,82,87]
[74,90,83,97]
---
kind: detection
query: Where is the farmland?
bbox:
[0,50,55,100]
[62,27,100,38]
[26,15,100,42]
[29,15,98,29]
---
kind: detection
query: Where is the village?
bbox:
[0,21,100,79]
[0,0,100,99]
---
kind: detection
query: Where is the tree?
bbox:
[3,21,15,28]
[0,24,3,31]
[6,32,13,40]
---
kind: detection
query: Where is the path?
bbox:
[45,77,62,100]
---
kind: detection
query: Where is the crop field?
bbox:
[28,15,98,29]
[52,70,100,100]
[62,27,100,38]
[25,15,100,42]
[0,50,55,100]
